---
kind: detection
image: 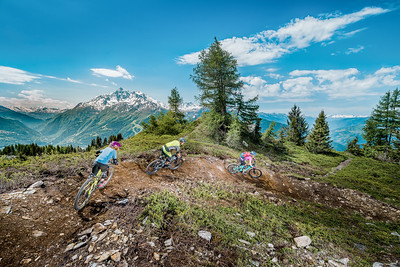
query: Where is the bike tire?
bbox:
[248,168,262,178]
[99,166,114,188]
[74,177,96,211]
[146,159,163,175]
[227,163,240,174]
[169,157,183,170]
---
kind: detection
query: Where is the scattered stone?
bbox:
[22,216,32,220]
[267,243,274,249]
[92,223,106,235]
[71,254,78,261]
[65,243,76,252]
[272,257,278,263]
[117,198,129,205]
[73,241,87,250]
[198,230,212,241]
[78,227,93,236]
[20,258,32,264]
[29,181,44,189]
[97,232,107,242]
[111,251,121,262]
[373,263,383,267]
[32,230,44,237]
[104,220,113,226]
[153,252,160,261]
[251,260,260,266]
[147,241,155,247]
[238,239,250,245]
[24,189,36,195]
[0,206,11,214]
[246,231,256,238]
[88,243,95,253]
[114,229,123,235]
[166,246,174,251]
[294,236,312,248]
[164,238,173,247]
[97,250,114,262]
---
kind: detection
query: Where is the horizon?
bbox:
[1,0,400,117]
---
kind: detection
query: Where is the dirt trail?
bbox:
[0,156,399,266]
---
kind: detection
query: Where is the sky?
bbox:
[0,0,400,116]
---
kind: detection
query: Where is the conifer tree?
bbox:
[226,116,243,149]
[363,88,400,154]
[346,136,362,156]
[287,104,308,145]
[306,110,332,153]
[168,87,185,122]
[191,38,243,136]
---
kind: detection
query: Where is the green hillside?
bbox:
[0,117,43,148]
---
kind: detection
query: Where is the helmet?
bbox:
[250,151,256,156]
[110,141,121,148]
[179,137,186,143]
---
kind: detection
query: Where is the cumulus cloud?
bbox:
[241,66,400,101]
[0,90,73,109]
[0,66,39,85]
[91,65,133,80]
[178,7,389,66]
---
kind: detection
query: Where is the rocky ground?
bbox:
[0,156,399,266]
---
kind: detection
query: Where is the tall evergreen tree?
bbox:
[306,110,332,153]
[287,104,308,145]
[235,94,261,143]
[191,38,243,136]
[168,87,185,121]
[363,88,400,153]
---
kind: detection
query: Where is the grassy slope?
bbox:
[0,123,399,265]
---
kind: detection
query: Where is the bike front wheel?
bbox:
[227,163,241,174]
[146,159,163,175]
[248,168,262,178]
[169,157,183,170]
[74,177,97,211]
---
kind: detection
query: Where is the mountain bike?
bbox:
[74,162,116,211]
[146,154,183,175]
[227,163,262,178]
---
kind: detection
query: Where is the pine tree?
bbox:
[346,136,362,156]
[226,116,243,149]
[363,88,400,154]
[287,104,308,145]
[306,110,332,153]
[168,87,185,122]
[191,38,243,136]
[235,94,261,143]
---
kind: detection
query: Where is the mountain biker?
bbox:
[161,137,186,166]
[239,151,256,173]
[93,141,121,188]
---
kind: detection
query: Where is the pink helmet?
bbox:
[110,141,121,148]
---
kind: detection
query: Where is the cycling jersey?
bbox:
[162,140,180,158]
[95,147,117,165]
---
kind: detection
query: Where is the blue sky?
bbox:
[0,0,399,116]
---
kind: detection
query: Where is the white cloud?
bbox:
[0,90,73,109]
[91,65,133,80]
[0,66,39,85]
[241,66,400,100]
[178,7,389,66]
[345,46,365,54]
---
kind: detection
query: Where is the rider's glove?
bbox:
[112,159,119,165]
[95,150,101,156]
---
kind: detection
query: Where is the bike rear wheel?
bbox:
[146,159,163,175]
[227,163,241,174]
[169,156,183,170]
[248,168,262,178]
[74,176,97,211]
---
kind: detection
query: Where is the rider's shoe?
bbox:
[98,179,107,189]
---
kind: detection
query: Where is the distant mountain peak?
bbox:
[77,88,167,111]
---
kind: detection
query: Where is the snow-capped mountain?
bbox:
[77,88,168,111]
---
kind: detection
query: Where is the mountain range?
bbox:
[0,88,367,150]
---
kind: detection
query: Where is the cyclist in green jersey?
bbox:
[161,137,186,165]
